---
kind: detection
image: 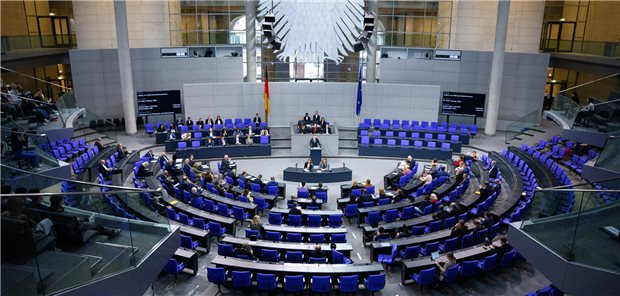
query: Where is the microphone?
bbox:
[342,162,346,168]
[295,163,298,168]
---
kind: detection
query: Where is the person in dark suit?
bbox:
[312,111,321,123]
[492,237,513,261]
[436,166,450,179]
[94,138,104,151]
[267,176,278,187]
[137,161,149,178]
[319,118,327,132]
[357,188,374,207]
[491,179,502,193]
[451,220,469,243]
[253,113,262,127]
[303,112,311,123]
[309,135,322,148]
[99,159,112,179]
[303,158,313,171]
[182,158,193,177]
[186,117,194,126]
[481,211,494,230]
[309,244,326,259]
[221,155,231,173]
[205,137,213,147]
[176,117,184,126]
[479,182,494,200]
[489,161,498,179]
[231,242,255,260]
[373,227,392,241]
[196,118,204,127]
[449,202,462,217]
[289,201,302,215]
[116,143,126,159]
[252,174,263,185]
[143,149,155,161]
[205,116,214,126]
[215,115,223,125]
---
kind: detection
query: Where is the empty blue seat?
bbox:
[180,234,199,250]
[339,275,359,294]
[265,231,281,241]
[286,251,303,263]
[412,267,436,290]
[287,232,302,242]
[285,275,305,293]
[331,233,346,243]
[308,215,322,227]
[208,222,226,240]
[478,253,497,272]
[261,249,279,262]
[365,211,380,225]
[232,271,251,289]
[217,243,233,256]
[328,214,343,227]
[310,234,325,243]
[207,267,227,293]
[364,274,386,294]
[311,276,331,294]
[268,212,282,225]
[257,273,277,292]
[400,245,420,260]
[460,260,478,278]
[288,214,302,227]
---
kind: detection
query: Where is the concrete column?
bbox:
[245,0,257,83]
[484,0,510,136]
[113,0,137,135]
[366,0,378,83]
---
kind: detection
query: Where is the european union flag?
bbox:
[356,63,363,116]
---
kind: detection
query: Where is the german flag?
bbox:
[263,66,270,123]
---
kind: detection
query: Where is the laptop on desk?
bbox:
[431,251,440,261]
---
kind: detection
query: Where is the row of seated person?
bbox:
[207,262,386,294]
[484,152,530,224]
[361,137,453,150]
[148,117,268,132]
[166,207,231,238]
[371,217,501,262]
[174,135,271,149]
[222,174,281,197]
[267,211,343,228]
[359,118,476,136]
[255,229,347,244]
[217,241,351,264]
[406,238,516,289]
[49,137,91,162]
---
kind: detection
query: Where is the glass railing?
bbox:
[0,92,68,127]
[595,136,620,172]
[0,129,60,177]
[0,166,171,295]
[57,92,118,146]
[505,110,541,144]
[0,34,76,53]
[548,93,580,128]
[55,91,78,124]
[542,39,620,57]
[519,186,620,273]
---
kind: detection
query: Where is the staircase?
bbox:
[270,126,292,156]
[70,109,117,147]
[338,126,358,156]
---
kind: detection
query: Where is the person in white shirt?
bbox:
[419,171,433,185]
[234,134,242,145]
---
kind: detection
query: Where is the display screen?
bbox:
[137,90,182,116]
[441,91,486,117]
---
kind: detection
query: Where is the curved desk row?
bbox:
[161,191,237,235]
[212,256,384,279]
[268,208,343,226]
[172,144,271,159]
[488,152,524,219]
[221,236,353,259]
[361,136,463,153]
[155,127,269,144]
[358,128,470,145]
[283,167,352,183]
[358,145,452,160]
[263,224,347,243]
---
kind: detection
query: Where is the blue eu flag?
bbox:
[356,63,363,116]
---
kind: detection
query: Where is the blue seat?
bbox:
[267,186,279,195]
[218,204,231,216]
[316,191,328,203]
[163,258,184,279]
[461,233,473,248]
[285,275,305,293]
[475,229,489,244]
[237,179,246,189]
[268,212,282,225]
[310,234,325,243]
[365,211,380,225]
[255,197,268,214]
[351,188,362,197]
[166,207,179,221]
[439,237,458,252]
[411,267,436,290]
[285,251,303,263]
[302,213,319,227]
[425,220,442,233]
[478,253,497,272]
[309,256,327,264]
[382,209,400,223]
[298,189,310,198]
[459,260,478,278]
[207,267,227,293]
[251,183,261,192]
[364,274,386,295]
[411,225,425,235]
[265,231,281,241]
[287,232,302,242]
[204,199,216,212]
[443,264,460,284]
[378,198,390,206]
[328,214,343,228]
[420,241,440,256]
[400,245,420,260]
[232,270,251,289]
[500,249,516,268]
[401,206,416,220]
[261,249,279,262]
[208,222,226,240]
[338,275,359,294]
[231,206,249,221]
[378,244,398,266]
[331,233,346,243]
[344,204,358,220]
[311,276,331,294]
[245,229,259,239]
[257,273,277,292]
[217,243,233,256]
[362,201,374,208]
[288,214,302,227]
[180,234,199,250]
[178,212,193,226]
[443,216,456,229]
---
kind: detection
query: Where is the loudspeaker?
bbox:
[264,13,276,23]
[359,31,372,43]
[364,23,375,32]
[271,40,282,50]
[263,29,273,38]
[262,23,273,31]
[353,42,365,52]
[364,13,374,24]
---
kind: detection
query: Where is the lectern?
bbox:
[310,147,322,165]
